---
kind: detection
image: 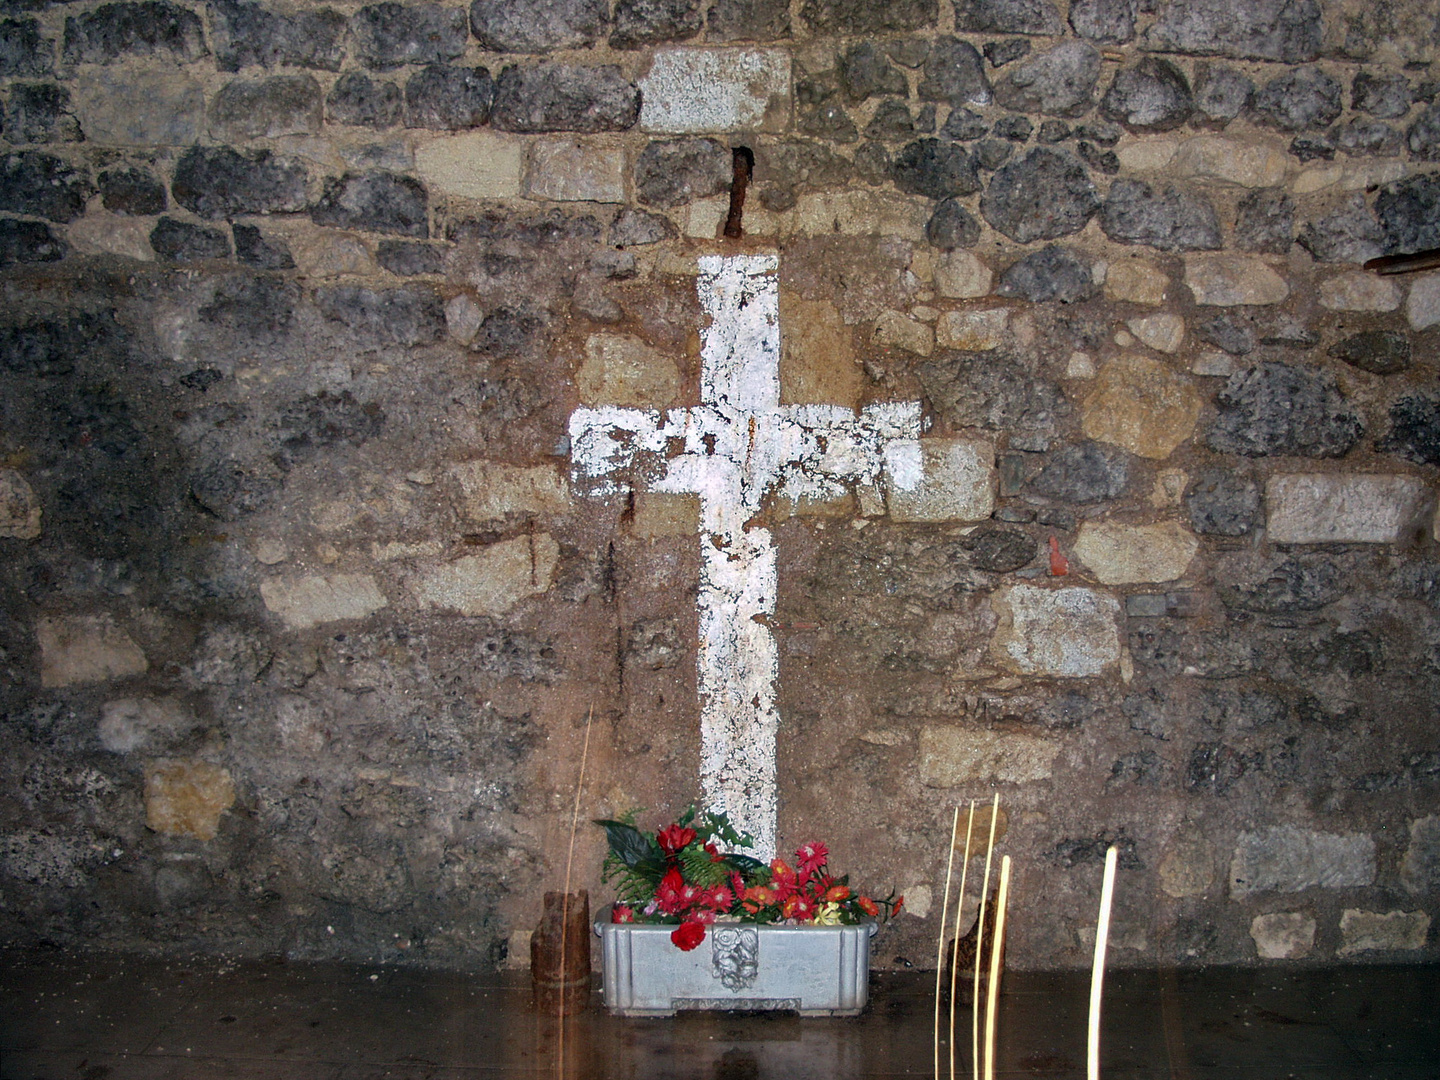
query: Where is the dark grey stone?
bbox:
[172,146,308,220]
[1101,179,1221,251]
[1206,361,1364,458]
[997,244,1097,303]
[925,197,980,248]
[982,148,1099,243]
[1193,65,1252,124]
[1352,70,1411,119]
[62,1,207,64]
[1233,187,1293,254]
[1100,57,1193,131]
[993,115,1032,141]
[1073,118,1121,145]
[610,207,677,245]
[1123,689,1173,739]
[1296,194,1385,264]
[1030,440,1128,502]
[1186,470,1259,535]
[915,103,936,132]
[798,102,858,142]
[890,138,979,199]
[1417,81,1440,105]
[865,100,915,140]
[852,140,890,184]
[1375,173,1440,254]
[314,285,445,347]
[1251,68,1342,132]
[1196,316,1255,355]
[1069,0,1135,44]
[191,460,281,518]
[609,0,700,48]
[885,37,931,67]
[179,367,225,392]
[1409,105,1440,162]
[1076,140,1119,173]
[940,107,988,140]
[918,350,1067,446]
[753,139,849,207]
[840,42,908,100]
[490,64,639,133]
[98,166,165,215]
[446,207,602,243]
[963,527,1036,571]
[150,217,231,262]
[1329,331,1410,375]
[1380,394,1440,467]
[274,390,386,468]
[799,0,937,34]
[589,248,635,279]
[327,72,403,128]
[4,83,82,144]
[311,171,428,237]
[993,40,1100,117]
[0,151,91,222]
[634,137,729,208]
[1037,119,1070,142]
[1035,505,1074,527]
[1111,749,1163,786]
[796,72,837,107]
[1125,594,1169,617]
[1144,0,1322,63]
[232,223,295,269]
[973,137,1014,170]
[1201,688,1289,729]
[199,272,296,341]
[1256,320,1316,350]
[1186,742,1252,794]
[377,240,445,276]
[210,75,324,140]
[471,0,606,50]
[0,216,63,265]
[1290,629,1383,677]
[708,0,790,40]
[954,0,1063,36]
[1336,119,1403,157]
[1288,133,1335,161]
[918,36,991,108]
[353,2,466,70]
[209,0,346,72]
[0,17,51,76]
[982,38,1029,66]
[404,65,493,130]
[471,306,546,358]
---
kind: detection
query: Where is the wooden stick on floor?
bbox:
[971,792,1000,1080]
[948,800,976,1080]
[982,855,1012,1080]
[935,804,961,1080]
[1088,846,1119,1080]
[557,705,595,1075]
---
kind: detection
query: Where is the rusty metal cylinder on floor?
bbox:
[531,890,591,1015]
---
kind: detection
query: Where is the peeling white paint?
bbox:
[569,254,924,858]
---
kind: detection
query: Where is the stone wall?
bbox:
[0,0,1437,970]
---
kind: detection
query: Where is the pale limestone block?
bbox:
[410,533,559,616]
[1408,272,1440,331]
[75,68,204,146]
[1291,163,1343,194]
[252,537,288,565]
[260,573,388,630]
[933,250,993,299]
[631,492,699,537]
[1191,351,1235,377]
[640,48,790,133]
[793,190,929,241]
[1318,272,1401,312]
[1340,160,1407,191]
[683,194,784,238]
[1250,912,1316,959]
[0,469,41,539]
[1115,137,1179,171]
[1401,816,1440,893]
[415,132,523,199]
[1229,827,1375,897]
[1173,136,1289,187]
[1066,351,1095,378]
[1126,312,1185,353]
[144,759,236,841]
[1338,909,1432,955]
[873,310,934,356]
[936,307,1009,351]
[1184,256,1289,306]
[451,461,570,521]
[524,138,625,203]
[1266,474,1431,544]
[281,227,376,278]
[919,727,1061,786]
[1082,353,1203,459]
[1159,834,1217,898]
[779,294,861,408]
[1073,520,1199,584]
[577,333,681,407]
[65,212,156,262]
[1104,258,1168,304]
[885,437,995,523]
[99,697,198,754]
[989,583,1121,677]
[899,884,932,919]
[37,615,148,688]
[370,539,445,561]
[1150,468,1187,508]
[445,293,483,344]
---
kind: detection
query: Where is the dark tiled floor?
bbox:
[1,948,1436,1079]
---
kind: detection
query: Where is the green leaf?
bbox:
[720,853,766,879]
[593,819,663,875]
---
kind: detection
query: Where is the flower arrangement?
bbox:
[595,805,903,951]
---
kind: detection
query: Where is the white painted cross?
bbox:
[569,254,924,859]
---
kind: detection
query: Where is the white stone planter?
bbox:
[594,921,877,1017]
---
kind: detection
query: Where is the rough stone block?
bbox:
[470,0,608,51]
[1127,312,1184,353]
[0,17,53,77]
[1401,815,1440,893]
[1159,834,1217,897]
[933,250,992,298]
[1082,353,1202,460]
[936,308,1009,350]
[98,166,165,214]
[1172,135,1287,186]
[210,0,347,72]
[919,727,1061,786]
[210,75,323,141]
[634,136,729,207]
[1100,56,1193,131]
[99,697,197,754]
[37,614,148,688]
[1208,362,1361,458]
[631,491,699,537]
[281,227,375,277]
[67,211,155,261]
[173,146,307,219]
[1407,272,1440,331]
[1184,255,1289,305]
[996,245,1097,303]
[1101,178,1221,251]
[0,151,91,223]
[799,0,935,34]
[259,572,388,630]
[1338,909,1431,955]
[1074,521,1199,584]
[1318,272,1400,312]
[4,83,82,144]
[75,68,203,146]
[639,48,789,133]
[144,759,235,841]
[525,138,625,202]
[327,73,402,128]
[1143,0,1322,63]
[886,437,995,522]
[1250,912,1315,959]
[991,40,1100,117]
[1103,258,1168,304]
[981,147,1099,243]
[311,171,427,236]
[150,217,231,262]
[62,1,208,65]
[955,0,1063,35]
[577,333,681,406]
[989,583,1121,677]
[1265,474,1430,544]
[452,461,570,520]
[873,310,934,356]
[610,0,702,48]
[314,285,444,345]
[0,468,41,538]
[352,2,467,70]
[376,239,444,276]
[793,190,930,241]
[414,131,522,201]
[1229,826,1374,897]
[410,533,559,616]
[779,294,862,407]
[492,63,640,133]
[404,65,493,130]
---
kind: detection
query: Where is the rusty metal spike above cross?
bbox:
[569,254,925,860]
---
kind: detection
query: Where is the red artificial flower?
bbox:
[657,824,698,854]
[741,885,777,913]
[770,858,798,895]
[783,893,815,921]
[892,895,905,916]
[656,867,687,914]
[857,896,879,918]
[796,840,828,874]
[704,841,722,861]
[671,920,706,951]
[825,884,851,902]
[612,904,635,923]
[701,884,732,911]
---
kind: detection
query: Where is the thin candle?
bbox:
[1087,846,1119,1080]
[983,855,1012,1080]
[972,792,999,1080]
[949,801,977,1080]
[935,805,960,1080]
